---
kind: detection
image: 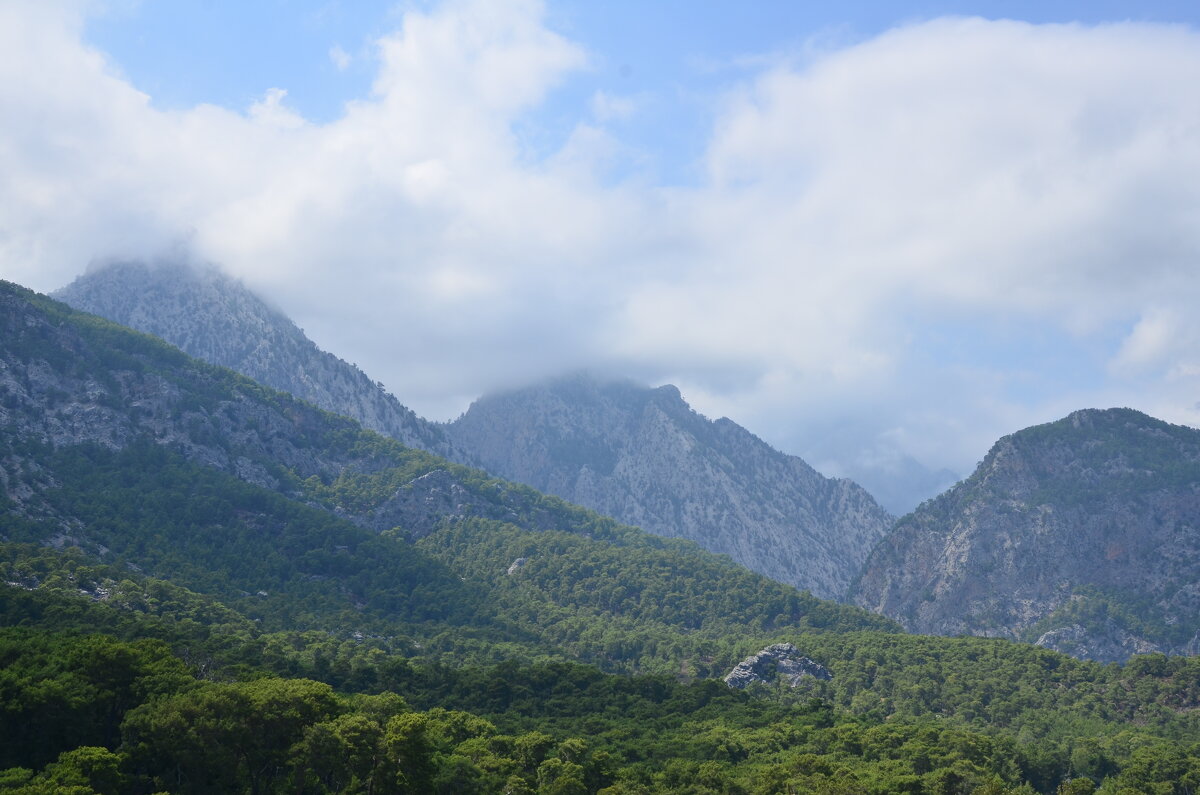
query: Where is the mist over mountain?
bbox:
[2,279,891,664]
[852,407,1200,662]
[837,453,960,516]
[58,261,894,600]
[55,261,466,462]
[446,374,894,600]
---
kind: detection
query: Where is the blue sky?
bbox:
[85,0,1200,184]
[4,0,1200,510]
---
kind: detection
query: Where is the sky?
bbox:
[3,0,1200,511]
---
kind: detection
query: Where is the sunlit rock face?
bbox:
[446,374,893,600]
[852,408,1200,662]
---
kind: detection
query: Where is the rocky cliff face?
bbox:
[851,408,1200,662]
[445,374,893,600]
[54,261,464,461]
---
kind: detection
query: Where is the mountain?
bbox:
[5,280,1200,793]
[445,374,894,600]
[851,407,1200,662]
[1,279,894,675]
[54,260,465,461]
[58,261,892,600]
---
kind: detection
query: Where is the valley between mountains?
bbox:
[1,266,1198,793]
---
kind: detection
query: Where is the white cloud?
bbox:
[329,44,351,71]
[589,90,637,122]
[2,3,1200,504]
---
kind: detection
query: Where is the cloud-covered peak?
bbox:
[2,1,1200,484]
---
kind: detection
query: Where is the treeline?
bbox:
[2,626,1199,794]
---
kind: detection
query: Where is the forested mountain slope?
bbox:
[0,279,891,675]
[852,408,1200,662]
[4,280,1200,792]
[447,374,893,600]
[55,260,465,460]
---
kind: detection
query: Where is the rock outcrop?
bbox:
[723,643,832,689]
[852,408,1200,662]
[445,374,893,600]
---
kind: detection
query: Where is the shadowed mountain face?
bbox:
[446,374,894,600]
[852,407,1200,662]
[54,261,465,461]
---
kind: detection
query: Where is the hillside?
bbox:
[54,261,465,461]
[852,408,1200,662]
[3,281,1200,792]
[0,279,892,675]
[447,374,893,600]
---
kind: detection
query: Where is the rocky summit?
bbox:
[723,643,833,689]
[852,407,1200,662]
[446,373,893,600]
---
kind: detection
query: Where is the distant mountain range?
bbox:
[8,278,1200,792]
[1,278,892,675]
[52,262,1200,663]
[852,407,1200,662]
[57,262,893,600]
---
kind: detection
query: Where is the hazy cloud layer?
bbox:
[3,1,1200,505]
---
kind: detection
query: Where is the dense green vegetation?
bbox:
[3,281,1200,792]
[1,611,1199,793]
[3,528,1199,793]
[1,439,890,678]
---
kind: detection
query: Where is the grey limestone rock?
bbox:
[445,374,893,600]
[852,408,1200,662]
[1034,622,1163,662]
[723,643,832,689]
[55,261,466,462]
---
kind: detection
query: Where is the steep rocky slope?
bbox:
[852,408,1200,661]
[54,261,464,460]
[446,374,894,600]
[2,279,538,541]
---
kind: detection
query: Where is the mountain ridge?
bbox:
[54,260,466,461]
[57,262,894,600]
[2,278,895,674]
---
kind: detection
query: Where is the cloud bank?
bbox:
[3,0,1200,507]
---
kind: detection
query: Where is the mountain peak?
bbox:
[447,374,893,600]
[54,260,462,458]
[853,406,1200,661]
